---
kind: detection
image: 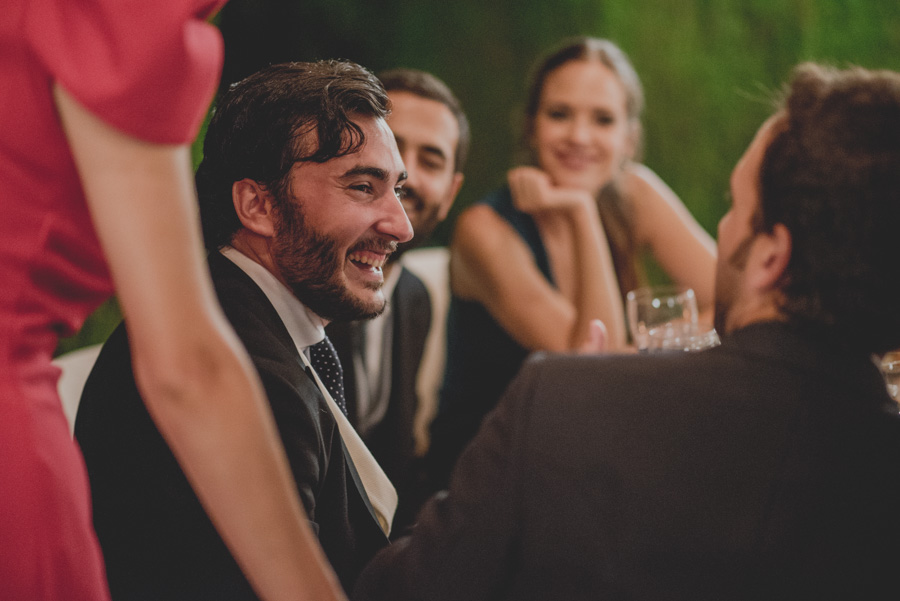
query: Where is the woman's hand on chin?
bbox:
[508,166,594,215]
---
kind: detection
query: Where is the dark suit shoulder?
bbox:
[395,266,429,300]
[393,267,431,326]
[207,253,298,359]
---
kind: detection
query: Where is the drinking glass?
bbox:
[626,286,700,352]
[659,327,721,352]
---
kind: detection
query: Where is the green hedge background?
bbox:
[57,0,900,355]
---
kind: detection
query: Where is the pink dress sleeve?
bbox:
[26,0,226,144]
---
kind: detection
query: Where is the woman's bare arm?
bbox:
[55,85,346,601]
[627,164,717,311]
[451,167,626,352]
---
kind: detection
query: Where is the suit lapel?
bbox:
[207,251,388,536]
[208,251,297,350]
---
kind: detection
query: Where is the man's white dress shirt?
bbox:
[221,246,397,534]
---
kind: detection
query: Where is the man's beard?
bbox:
[713,232,755,335]
[389,187,442,263]
[272,196,390,322]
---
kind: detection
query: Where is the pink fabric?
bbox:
[0,1,225,597]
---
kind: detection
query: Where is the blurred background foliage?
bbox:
[56,0,900,355]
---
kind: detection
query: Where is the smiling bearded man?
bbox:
[75,60,412,600]
[268,131,405,323]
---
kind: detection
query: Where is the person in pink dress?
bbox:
[0,1,345,600]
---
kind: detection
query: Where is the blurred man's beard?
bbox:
[390,188,442,263]
[272,196,387,322]
[713,233,755,335]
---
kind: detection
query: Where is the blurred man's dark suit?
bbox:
[76,251,389,600]
[328,265,431,535]
[355,321,900,601]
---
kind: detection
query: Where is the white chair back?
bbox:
[53,344,102,435]
[401,246,450,455]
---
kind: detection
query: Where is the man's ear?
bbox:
[232,178,277,238]
[436,172,465,222]
[748,223,792,292]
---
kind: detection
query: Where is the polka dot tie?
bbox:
[309,336,347,416]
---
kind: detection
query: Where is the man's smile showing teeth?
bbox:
[348,251,388,271]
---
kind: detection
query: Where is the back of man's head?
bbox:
[378,68,470,172]
[759,63,900,354]
[196,60,389,251]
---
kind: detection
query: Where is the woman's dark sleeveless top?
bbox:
[426,187,555,488]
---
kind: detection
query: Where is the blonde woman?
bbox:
[427,37,715,488]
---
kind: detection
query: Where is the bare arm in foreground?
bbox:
[55,85,346,601]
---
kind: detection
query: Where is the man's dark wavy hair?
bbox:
[196,60,389,250]
[759,63,900,354]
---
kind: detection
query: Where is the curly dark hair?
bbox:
[195,60,389,250]
[759,63,900,354]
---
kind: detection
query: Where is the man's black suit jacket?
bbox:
[354,322,900,601]
[75,252,388,600]
[328,266,431,535]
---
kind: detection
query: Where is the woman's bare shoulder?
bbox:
[452,203,519,254]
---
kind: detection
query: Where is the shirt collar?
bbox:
[220,246,326,350]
